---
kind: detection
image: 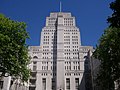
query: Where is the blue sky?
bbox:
[0,0,114,47]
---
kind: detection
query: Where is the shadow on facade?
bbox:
[52,20,58,90]
[79,51,93,90]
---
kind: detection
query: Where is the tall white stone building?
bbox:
[28,12,93,90]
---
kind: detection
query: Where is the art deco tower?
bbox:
[29,12,93,90]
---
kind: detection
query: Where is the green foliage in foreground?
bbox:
[94,27,120,90]
[107,0,120,28]
[93,0,120,89]
[0,14,30,82]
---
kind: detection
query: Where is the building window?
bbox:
[30,79,36,85]
[29,87,35,90]
[66,78,70,90]
[75,78,79,90]
[31,72,36,78]
[33,66,37,71]
[33,56,38,59]
[42,78,46,90]
[78,66,80,70]
[0,81,3,89]
[51,78,55,90]
[33,61,37,65]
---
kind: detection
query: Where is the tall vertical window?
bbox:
[51,78,55,90]
[0,81,3,89]
[30,79,36,85]
[75,78,79,90]
[66,78,70,90]
[42,78,46,90]
[33,66,37,71]
[33,61,37,71]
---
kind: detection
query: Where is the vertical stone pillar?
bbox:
[3,76,11,90]
[56,13,65,90]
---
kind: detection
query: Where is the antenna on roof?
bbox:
[60,1,62,12]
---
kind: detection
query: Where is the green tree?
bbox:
[94,27,120,90]
[0,14,30,82]
[94,0,120,89]
[107,0,120,27]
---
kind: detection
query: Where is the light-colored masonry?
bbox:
[28,12,93,90]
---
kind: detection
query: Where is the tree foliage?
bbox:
[94,27,120,90]
[0,14,30,82]
[93,0,120,89]
[107,0,120,27]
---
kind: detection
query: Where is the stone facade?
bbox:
[28,12,93,90]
